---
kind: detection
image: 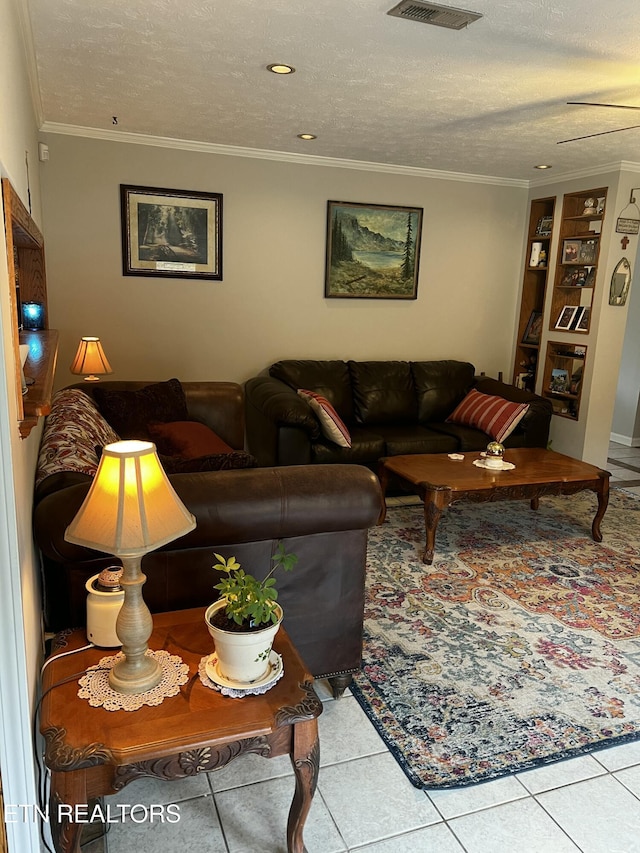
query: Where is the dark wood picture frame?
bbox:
[325,200,423,299]
[121,185,223,280]
[522,310,543,344]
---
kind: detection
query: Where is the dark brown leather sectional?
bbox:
[33,381,383,696]
[245,359,553,468]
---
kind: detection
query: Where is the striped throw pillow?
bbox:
[446,388,529,443]
[297,389,352,448]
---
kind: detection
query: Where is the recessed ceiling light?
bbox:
[267,63,295,74]
[534,164,552,169]
[297,133,317,140]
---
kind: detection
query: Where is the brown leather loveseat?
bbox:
[245,359,553,468]
[33,380,382,696]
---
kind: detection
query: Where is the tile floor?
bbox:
[76,442,640,853]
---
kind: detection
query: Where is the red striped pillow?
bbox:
[297,389,352,448]
[446,388,529,443]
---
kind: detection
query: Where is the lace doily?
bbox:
[197,654,284,698]
[78,650,189,711]
[473,458,515,471]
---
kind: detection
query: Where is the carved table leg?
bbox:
[530,496,540,510]
[592,473,610,542]
[422,488,451,564]
[49,770,87,853]
[287,719,320,853]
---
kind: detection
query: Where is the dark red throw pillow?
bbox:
[149,421,234,459]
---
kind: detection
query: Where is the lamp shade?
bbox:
[65,440,196,557]
[70,336,113,381]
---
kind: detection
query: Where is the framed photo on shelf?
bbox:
[521,310,543,344]
[569,307,585,330]
[550,368,570,393]
[576,307,590,331]
[120,184,223,280]
[535,215,553,237]
[555,305,578,330]
[578,240,597,264]
[562,240,580,263]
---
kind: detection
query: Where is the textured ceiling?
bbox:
[26,0,640,181]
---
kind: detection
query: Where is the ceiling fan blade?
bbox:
[558,123,640,144]
[567,101,640,110]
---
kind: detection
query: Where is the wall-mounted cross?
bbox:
[621,235,630,249]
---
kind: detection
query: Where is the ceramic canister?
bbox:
[86,567,124,647]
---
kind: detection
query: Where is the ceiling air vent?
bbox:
[387,0,482,30]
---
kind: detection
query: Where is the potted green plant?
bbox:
[204,543,297,685]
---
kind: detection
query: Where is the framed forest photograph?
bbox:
[121,185,223,279]
[325,201,423,299]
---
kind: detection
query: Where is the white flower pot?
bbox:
[204,599,283,685]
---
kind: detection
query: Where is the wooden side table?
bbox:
[40,608,322,853]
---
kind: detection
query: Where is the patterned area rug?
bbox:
[351,489,640,788]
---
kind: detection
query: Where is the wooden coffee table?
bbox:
[39,608,322,853]
[379,448,610,564]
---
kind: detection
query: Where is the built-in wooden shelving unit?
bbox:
[2,178,57,438]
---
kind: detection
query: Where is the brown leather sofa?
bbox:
[245,359,553,467]
[33,381,383,696]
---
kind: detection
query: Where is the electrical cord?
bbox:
[33,641,115,852]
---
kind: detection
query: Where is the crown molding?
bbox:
[39,122,529,188]
[530,160,640,187]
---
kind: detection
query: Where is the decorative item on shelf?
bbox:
[529,242,543,267]
[85,567,125,648]
[538,247,547,267]
[570,307,586,331]
[550,368,570,393]
[569,365,583,396]
[535,215,553,237]
[596,197,606,215]
[70,336,113,381]
[576,307,590,332]
[609,257,632,305]
[19,343,32,395]
[485,441,505,469]
[65,440,197,694]
[578,240,597,264]
[583,198,597,215]
[521,311,542,345]
[205,545,297,686]
[21,301,45,330]
[562,240,580,263]
[555,305,578,330]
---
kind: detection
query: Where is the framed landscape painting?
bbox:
[325,201,423,299]
[121,185,223,279]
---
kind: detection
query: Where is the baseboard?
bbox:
[610,431,640,447]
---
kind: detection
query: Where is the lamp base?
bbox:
[83,375,102,381]
[108,653,163,694]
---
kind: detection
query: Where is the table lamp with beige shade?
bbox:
[65,440,196,694]
[70,336,113,381]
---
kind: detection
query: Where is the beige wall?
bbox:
[39,133,528,388]
[0,0,46,849]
